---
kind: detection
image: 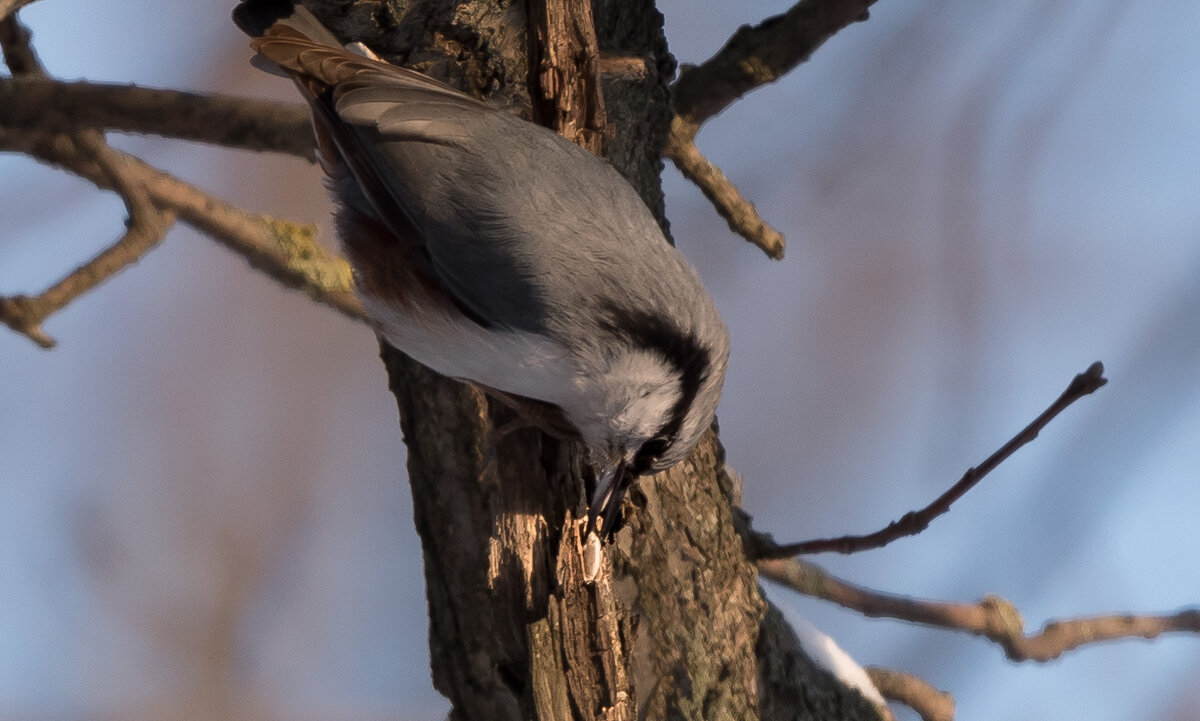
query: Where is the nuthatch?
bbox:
[234,0,729,536]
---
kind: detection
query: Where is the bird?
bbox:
[233,0,729,537]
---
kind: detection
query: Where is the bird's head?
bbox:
[570,306,729,534]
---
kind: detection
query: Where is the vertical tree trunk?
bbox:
[305,1,884,718]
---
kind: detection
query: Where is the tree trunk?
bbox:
[305,1,884,718]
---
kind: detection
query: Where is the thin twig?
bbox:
[0,18,181,347]
[664,0,879,257]
[0,127,363,343]
[0,132,176,348]
[865,667,954,721]
[663,116,785,259]
[0,16,357,347]
[753,362,1108,558]
[760,556,1200,663]
[671,0,877,130]
[0,77,314,158]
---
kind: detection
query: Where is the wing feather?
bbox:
[251,31,671,336]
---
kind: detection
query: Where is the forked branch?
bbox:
[0,127,364,336]
[760,556,1200,663]
[0,14,361,348]
[664,0,878,257]
[0,131,176,348]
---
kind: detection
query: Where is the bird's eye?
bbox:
[632,437,669,474]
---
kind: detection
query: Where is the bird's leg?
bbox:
[478,384,578,441]
[490,414,542,441]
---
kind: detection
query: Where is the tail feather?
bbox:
[250,31,373,86]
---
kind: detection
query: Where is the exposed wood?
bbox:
[528,0,607,153]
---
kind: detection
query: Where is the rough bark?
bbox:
[308,1,884,719]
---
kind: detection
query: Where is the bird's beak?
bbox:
[586,457,631,538]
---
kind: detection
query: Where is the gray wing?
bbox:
[326,65,670,336]
[250,26,697,340]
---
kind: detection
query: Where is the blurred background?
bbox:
[2,0,1199,719]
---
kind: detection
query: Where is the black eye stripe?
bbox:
[598,303,710,459]
[631,436,668,474]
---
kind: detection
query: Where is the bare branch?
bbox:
[760,557,1200,663]
[1,127,363,341]
[754,362,1108,558]
[0,12,45,76]
[0,77,314,157]
[671,0,877,130]
[865,667,954,721]
[663,0,882,256]
[0,16,178,348]
[663,116,785,259]
[0,17,356,334]
[0,132,176,348]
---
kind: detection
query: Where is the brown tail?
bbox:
[234,0,392,93]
